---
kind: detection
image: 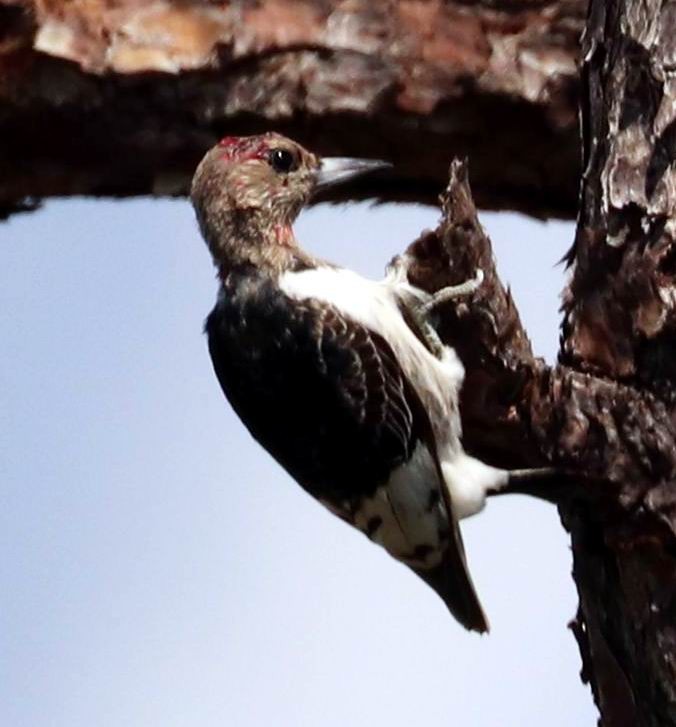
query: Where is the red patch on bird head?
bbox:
[218,135,270,163]
[273,223,295,247]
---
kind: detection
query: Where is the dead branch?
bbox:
[0,0,584,218]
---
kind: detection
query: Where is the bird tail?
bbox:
[413,518,489,633]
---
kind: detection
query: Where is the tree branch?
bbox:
[406,160,676,494]
[0,0,584,218]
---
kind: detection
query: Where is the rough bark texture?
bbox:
[559,2,676,724]
[562,0,676,390]
[0,0,584,218]
[399,1,676,722]
[411,161,676,726]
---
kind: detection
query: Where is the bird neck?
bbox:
[197,204,312,278]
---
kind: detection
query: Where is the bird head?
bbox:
[191,132,390,273]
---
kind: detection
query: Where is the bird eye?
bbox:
[268,148,297,174]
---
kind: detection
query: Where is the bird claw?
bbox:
[387,259,485,359]
[420,269,484,315]
[386,255,484,308]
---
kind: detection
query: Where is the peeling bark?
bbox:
[0,0,584,218]
[410,155,676,726]
[562,0,676,388]
[405,0,676,715]
[408,162,676,491]
[555,2,676,724]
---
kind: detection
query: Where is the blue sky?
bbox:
[1,198,597,726]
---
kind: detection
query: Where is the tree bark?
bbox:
[0,0,584,218]
[407,161,676,727]
[400,2,676,723]
[561,2,676,724]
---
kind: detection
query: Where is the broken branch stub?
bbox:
[0,0,584,218]
[415,149,676,725]
[404,160,543,468]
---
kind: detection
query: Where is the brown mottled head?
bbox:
[191,132,390,275]
[191,133,318,273]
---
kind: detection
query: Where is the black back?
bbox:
[205,271,424,503]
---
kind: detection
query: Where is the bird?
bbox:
[191,132,517,632]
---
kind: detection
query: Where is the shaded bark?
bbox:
[407,161,676,496]
[0,0,584,218]
[401,1,676,722]
[562,0,676,390]
[560,2,676,724]
[409,159,676,727]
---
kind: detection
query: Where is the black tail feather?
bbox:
[413,523,489,633]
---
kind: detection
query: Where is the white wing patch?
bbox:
[279,266,464,385]
[280,265,506,521]
[348,443,447,568]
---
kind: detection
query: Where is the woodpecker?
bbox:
[191,133,514,632]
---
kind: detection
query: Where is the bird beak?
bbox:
[315,157,392,191]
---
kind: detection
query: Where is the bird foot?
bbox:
[386,256,485,359]
[419,269,484,316]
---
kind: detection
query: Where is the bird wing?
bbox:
[205,286,417,500]
[206,283,487,631]
[315,306,488,631]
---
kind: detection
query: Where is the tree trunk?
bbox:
[0,0,583,217]
[561,1,676,723]
[400,1,676,723]
[4,0,676,724]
